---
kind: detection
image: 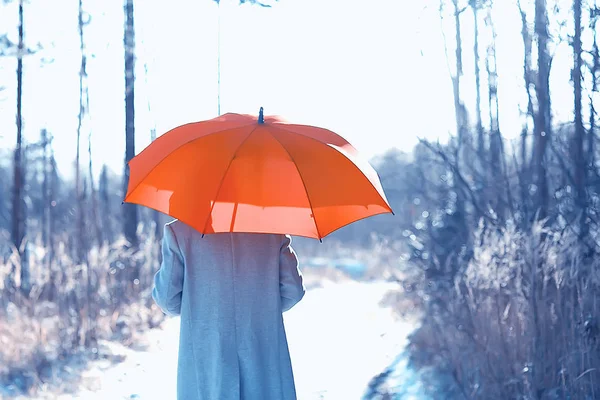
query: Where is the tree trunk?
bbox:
[573,0,586,237]
[12,0,25,248]
[12,0,27,293]
[518,0,536,124]
[99,165,111,243]
[75,0,86,264]
[451,0,468,237]
[533,0,551,219]
[38,128,51,300]
[438,0,469,265]
[485,8,504,220]
[123,0,138,248]
[79,0,97,346]
[49,147,58,303]
[472,2,484,158]
[530,0,551,391]
[88,133,103,247]
[452,0,467,145]
[517,0,534,224]
[41,129,49,253]
[85,65,102,249]
[589,3,599,175]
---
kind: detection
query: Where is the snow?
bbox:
[19,280,425,400]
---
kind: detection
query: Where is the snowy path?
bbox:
[29,280,417,400]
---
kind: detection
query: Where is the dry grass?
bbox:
[0,225,165,397]
[407,220,600,399]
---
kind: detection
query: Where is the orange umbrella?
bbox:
[124,108,393,240]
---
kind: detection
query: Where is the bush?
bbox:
[409,219,600,399]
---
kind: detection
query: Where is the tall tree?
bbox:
[471,0,484,157]
[573,0,586,237]
[11,0,24,254]
[123,0,138,247]
[11,0,27,291]
[88,121,103,247]
[589,2,599,172]
[435,0,469,270]
[48,143,59,302]
[99,165,112,243]
[78,0,98,346]
[451,0,468,145]
[485,7,504,219]
[533,0,551,218]
[41,129,50,252]
[517,0,535,223]
[75,0,87,263]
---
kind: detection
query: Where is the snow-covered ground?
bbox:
[18,280,426,400]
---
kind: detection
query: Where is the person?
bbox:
[152,218,306,400]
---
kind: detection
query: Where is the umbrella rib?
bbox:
[125,123,256,203]
[271,125,393,214]
[201,126,260,235]
[268,132,323,241]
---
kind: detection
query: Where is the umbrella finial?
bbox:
[258,107,264,124]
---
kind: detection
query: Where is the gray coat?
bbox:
[152,220,305,400]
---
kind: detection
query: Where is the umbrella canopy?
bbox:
[124,108,393,240]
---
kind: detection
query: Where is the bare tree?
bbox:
[48,143,59,302]
[123,0,138,248]
[589,2,600,175]
[99,165,112,243]
[485,6,504,218]
[437,0,470,257]
[75,0,87,263]
[451,0,468,145]
[11,0,27,292]
[533,0,552,218]
[88,128,103,247]
[40,129,50,255]
[471,0,484,157]
[573,0,586,237]
[39,129,60,301]
[517,0,535,222]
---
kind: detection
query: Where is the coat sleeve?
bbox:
[152,224,184,316]
[279,234,305,312]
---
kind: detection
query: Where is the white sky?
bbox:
[0,0,579,179]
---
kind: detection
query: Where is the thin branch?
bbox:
[419,139,498,224]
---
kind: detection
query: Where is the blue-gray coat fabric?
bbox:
[152,220,305,400]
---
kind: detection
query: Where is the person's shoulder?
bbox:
[164,219,179,232]
[164,219,194,236]
[262,233,291,247]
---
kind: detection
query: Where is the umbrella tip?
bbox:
[258,107,264,124]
